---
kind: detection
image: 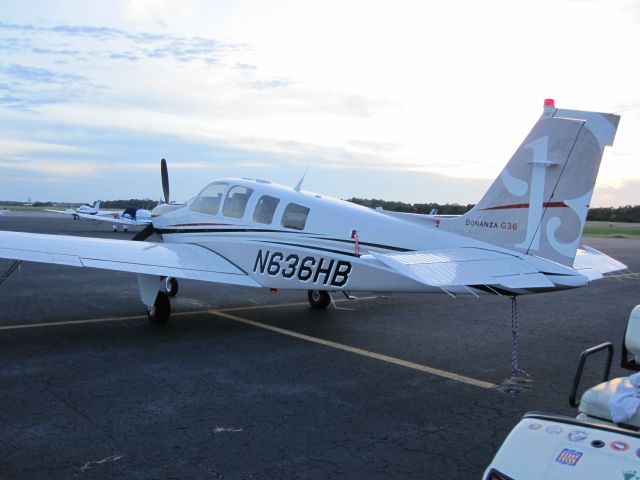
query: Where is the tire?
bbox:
[308,290,331,309]
[148,291,171,324]
[165,277,179,297]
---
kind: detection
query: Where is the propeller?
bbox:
[133,158,168,242]
[161,158,170,204]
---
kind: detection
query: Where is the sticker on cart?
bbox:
[546,425,563,435]
[621,470,638,480]
[529,423,542,430]
[567,430,588,442]
[555,448,582,466]
[610,440,630,452]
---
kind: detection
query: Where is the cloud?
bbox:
[0,159,103,177]
[51,24,125,39]
[0,64,86,84]
[0,63,95,111]
[0,139,84,155]
[32,47,81,56]
[0,21,246,66]
[235,63,257,71]
[593,178,640,207]
[251,78,293,90]
[109,52,139,61]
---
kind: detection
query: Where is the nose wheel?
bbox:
[308,290,331,309]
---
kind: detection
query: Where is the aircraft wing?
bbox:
[573,246,627,280]
[0,231,260,287]
[74,211,150,226]
[45,208,75,216]
[370,248,556,289]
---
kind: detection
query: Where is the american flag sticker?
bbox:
[556,448,582,467]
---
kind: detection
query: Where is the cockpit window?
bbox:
[281,203,310,230]
[222,185,254,219]
[253,195,280,224]
[190,182,228,215]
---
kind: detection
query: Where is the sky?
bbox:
[0,0,639,206]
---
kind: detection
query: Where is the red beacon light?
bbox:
[543,98,555,107]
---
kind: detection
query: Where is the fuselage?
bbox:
[75,205,98,215]
[152,178,587,295]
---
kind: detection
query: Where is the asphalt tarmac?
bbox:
[1,212,639,479]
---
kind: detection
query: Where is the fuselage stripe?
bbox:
[157,228,412,253]
[481,201,568,211]
[256,240,359,258]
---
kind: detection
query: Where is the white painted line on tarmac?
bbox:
[0,296,378,331]
[210,309,496,390]
[0,300,495,389]
[0,314,147,331]
[0,308,211,331]
[220,295,377,313]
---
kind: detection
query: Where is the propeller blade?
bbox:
[132,223,155,242]
[161,158,170,204]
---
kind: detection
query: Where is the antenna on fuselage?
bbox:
[294,166,310,192]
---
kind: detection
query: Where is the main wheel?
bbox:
[165,277,179,297]
[308,290,331,309]
[147,291,171,324]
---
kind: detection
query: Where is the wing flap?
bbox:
[371,248,555,288]
[0,231,260,287]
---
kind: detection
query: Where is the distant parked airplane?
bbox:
[46,201,115,220]
[78,206,153,231]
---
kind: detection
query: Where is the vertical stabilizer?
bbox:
[440,100,620,266]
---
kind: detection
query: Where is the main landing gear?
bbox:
[138,275,179,325]
[165,277,179,297]
[147,291,171,324]
[308,290,331,309]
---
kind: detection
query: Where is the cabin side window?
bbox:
[281,203,310,230]
[190,182,228,215]
[222,185,254,219]
[253,195,280,225]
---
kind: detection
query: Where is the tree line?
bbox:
[347,198,640,223]
[0,199,158,209]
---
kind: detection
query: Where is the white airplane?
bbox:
[0,100,626,325]
[77,205,153,232]
[46,201,115,220]
[59,161,186,232]
[0,209,9,215]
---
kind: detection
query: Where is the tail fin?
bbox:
[94,200,101,210]
[440,100,620,266]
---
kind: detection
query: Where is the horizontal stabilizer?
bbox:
[0,231,260,287]
[573,246,627,280]
[370,248,555,289]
